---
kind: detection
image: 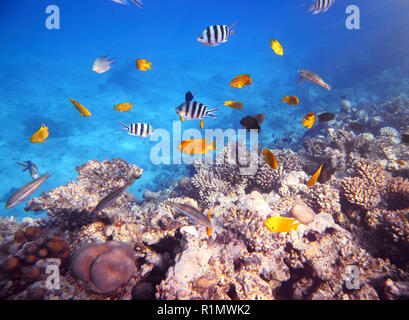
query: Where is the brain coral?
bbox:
[71,241,136,294]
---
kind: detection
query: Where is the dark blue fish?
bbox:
[16,161,39,179]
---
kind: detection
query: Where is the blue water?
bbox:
[1,0,408,219]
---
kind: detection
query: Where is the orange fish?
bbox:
[114,103,133,112]
[178,139,216,155]
[307,163,324,187]
[230,74,252,88]
[262,148,278,169]
[30,124,49,143]
[206,208,212,236]
[283,96,299,106]
[200,120,204,129]
[71,98,91,117]
[136,58,152,71]
[224,101,244,109]
[302,112,315,129]
[396,160,407,166]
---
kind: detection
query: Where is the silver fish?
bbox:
[110,0,130,5]
[93,180,136,213]
[165,201,212,227]
[110,0,143,8]
[16,161,39,179]
[298,70,331,91]
[176,91,218,120]
[92,55,115,74]
[120,122,154,137]
[197,23,237,47]
[306,0,335,14]
[6,172,51,209]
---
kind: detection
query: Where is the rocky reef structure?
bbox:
[25,158,143,231]
[1,95,409,300]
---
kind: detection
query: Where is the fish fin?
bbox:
[206,227,212,236]
[305,5,319,14]
[210,141,216,151]
[206,108,218,118]
[228,22,237,35]
[185,91,194,102]
[120,122,129,131]
[298,77,306,85]
[16,162,28,170]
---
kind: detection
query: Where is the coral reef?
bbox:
[1,95,409,300]
[25,158,143,230]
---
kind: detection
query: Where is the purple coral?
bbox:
[71,241,136,294]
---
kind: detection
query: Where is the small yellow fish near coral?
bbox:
[70,98,91,117]
[224,101,244,109]
[136,58,152,71]
[270,38,283,56]
[114,103,133,112]
[302,112,315,129]
[230,74,252,88]
[30,124,49,143]
[264,216,300,233]
[178,139,216,155]
[307,163,324,187]
[283,95,299,106]
[262,148,278,169]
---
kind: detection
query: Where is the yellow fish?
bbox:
[307,163,324,187]
[302,112,315,129]
[200,119,204,129]
[270,38,283,56]
[224,101,244,109]
[206,208,212,236]
[262,148,278,169]
[264,216,300,233]
[283,95,299,105]
[136,58,152,71]
[30,124,49,143]
[71,98,91,117]
[178,139,216,155]
[114,103,133,112]
[230,74,252,88]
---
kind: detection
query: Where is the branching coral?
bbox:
[340,158,388,210]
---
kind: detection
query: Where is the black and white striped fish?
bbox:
[176,91,218,121]
[197,23,237,47]
[120,122,154,137]
[306,0,335,14]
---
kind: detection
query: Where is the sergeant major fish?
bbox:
[176,91,218,121]
[120,122,154,137]
[306,0,335,14]
[197,23,237,47]
[16,161,39,179]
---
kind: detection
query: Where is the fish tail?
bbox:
[326,84,332,91]
[16,162,28,171]
[120,122,129,131]
[207,108,218,118]
[228,22,237,35]
[211,141,216,151]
